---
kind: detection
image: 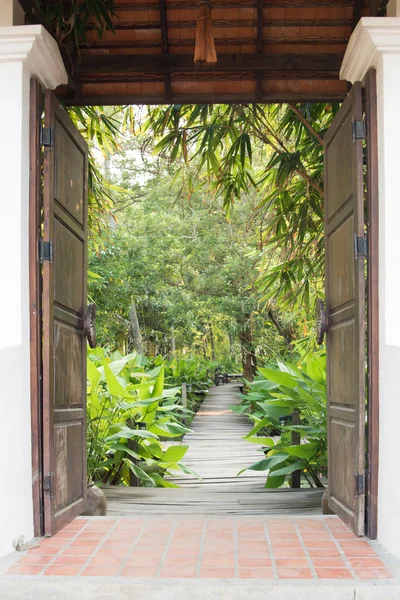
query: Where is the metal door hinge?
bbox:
[354,236,368,259]
[43,474,54,497]
[39,239,53,263]
[355,473,366,497]
[352,119,367,141]
[39,126,54,147]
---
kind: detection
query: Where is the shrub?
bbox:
[236,352,327,488]
[87,348,198,487]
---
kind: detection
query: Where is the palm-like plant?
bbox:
[144,102,337,313]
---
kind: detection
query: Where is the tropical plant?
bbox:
[162,355,213,416]
[86,348,198,487]
[38,0,116,47]
[144,102,336,311]
[236,352,327,488]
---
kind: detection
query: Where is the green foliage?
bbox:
[162,355,213,414]
[38,0,116,46]
[236,352,327,488]
[86,348,199,487]
[144,102,336,313]
[87,143,293,373]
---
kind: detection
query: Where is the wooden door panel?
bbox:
[330,419,356,508]
[324,82,366,536]
[54,424,84,512]
[328,217,355,309]
[54,324,85,408]
[54,220,84,313]
[54,119,85,224]
[42,91,88,536]
[325,115,353,220]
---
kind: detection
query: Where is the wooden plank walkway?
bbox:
[169,383,270,482]
[104,383,324,516]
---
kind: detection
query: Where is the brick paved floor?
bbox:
[6,516,393,581]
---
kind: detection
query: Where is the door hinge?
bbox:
[39,239,53,263]
[43,473,54,497]
[352,119,367,141]
[354,235,368,259]
[39,126,54,147]
[355,473,366,497]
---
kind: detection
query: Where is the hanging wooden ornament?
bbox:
[194,0,218,65]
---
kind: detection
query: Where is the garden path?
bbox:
[104,383,324,516]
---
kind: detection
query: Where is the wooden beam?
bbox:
[256,0,263,101]
[62,91,347,107]
[86,19,352,31]
[352,0,363,30]
[78,53,342,74]
[159,0,171,102]
[79,38,350,51]
[114,0,356,9]
[159,0,169,53]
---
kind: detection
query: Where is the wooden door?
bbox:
[42,91,89,536]
[324,82,366,536]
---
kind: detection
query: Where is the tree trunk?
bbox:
[228,332,235,357]
[267,309,295,347]
[239,326,257,382]
[171,326,176,354]
[129,302,144,354]
[209,324,216,362]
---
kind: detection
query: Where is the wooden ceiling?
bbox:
[27,0,384,105]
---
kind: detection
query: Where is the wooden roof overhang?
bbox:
[23,0,384,106]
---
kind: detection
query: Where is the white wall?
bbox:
[375,52,400,558]
[0,24,67,558]
[0,59,33,558]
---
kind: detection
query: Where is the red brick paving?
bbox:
[5,516,394,580]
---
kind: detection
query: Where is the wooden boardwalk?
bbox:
[104,383,323,516]
[169,383,270,483]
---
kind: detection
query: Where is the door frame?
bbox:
[27,77,380,540]
[29,77,44,538]
[365,69,379,540]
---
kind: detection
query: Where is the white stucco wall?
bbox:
[375,52,400,558]
[0,24,67,558]
[0,58,33,558]
[341,18,400,559]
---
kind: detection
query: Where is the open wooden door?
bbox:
[42,91,89,536]
[323,82,366,536]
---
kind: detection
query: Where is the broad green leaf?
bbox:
[149,422,191,438]
[106,427,158,442]
[150,473,179,488]
[269,461,304,477]
[238,452,288,475]
[258,368,298,389]
[152,365,165,398]
[87,358,101,389]
[123,459,156,487]
[245,417,272,438]
[145,443,164,459]
[162,445,189,463]
[244,436,276,446]
[176,462,201,479]
[103,361,125,397]
[281,442,318,459]
[265,475,286,488]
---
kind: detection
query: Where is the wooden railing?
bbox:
[214,372,243,385]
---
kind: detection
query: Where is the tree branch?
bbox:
[287,103,324,146]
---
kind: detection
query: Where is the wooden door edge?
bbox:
[29,77,44,539]
[365,68,379,540]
